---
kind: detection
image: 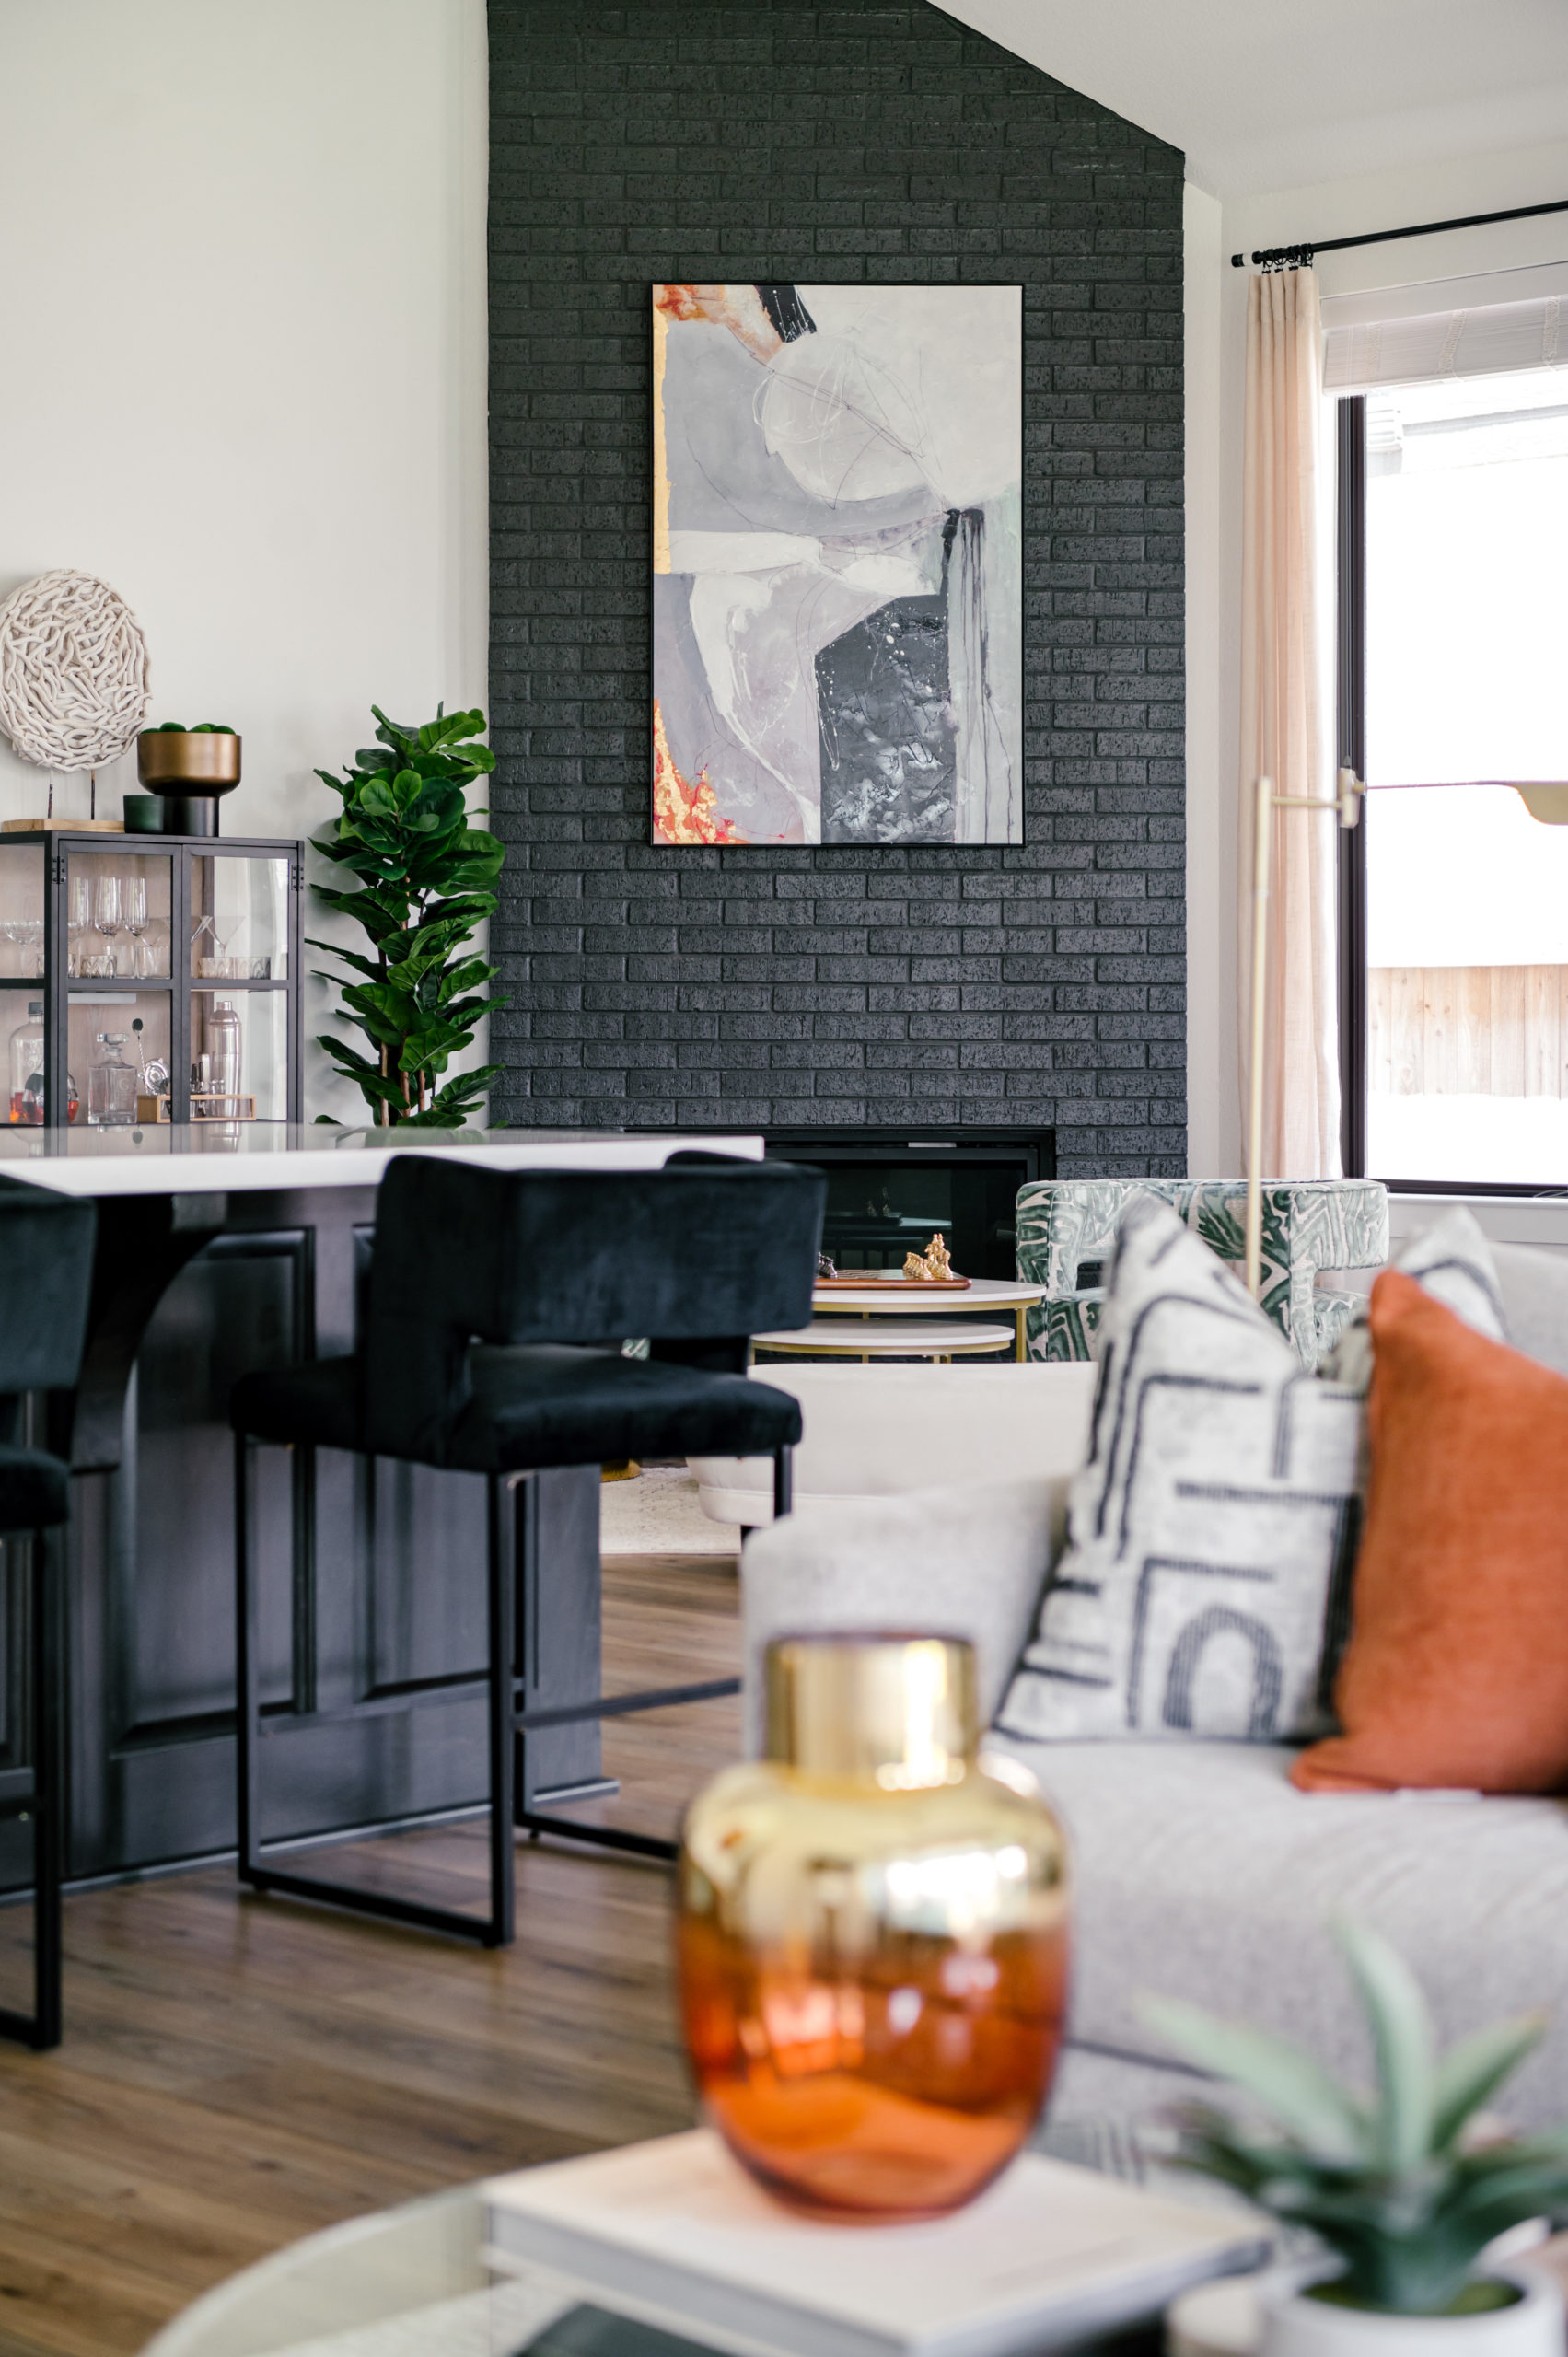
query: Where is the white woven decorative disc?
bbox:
[0,569,149,772]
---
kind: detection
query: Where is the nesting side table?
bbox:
[751,1277,1049,1364]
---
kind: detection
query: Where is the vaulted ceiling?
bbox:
[936,0,1568,200]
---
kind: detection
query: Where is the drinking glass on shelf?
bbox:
[93,874,123,975]
[138,915,170,978]
[123,877,150,976]
[67,873,91,977]
[191,911,232,977]
[0,910,37,966]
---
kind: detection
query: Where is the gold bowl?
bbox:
[136,732,242,788]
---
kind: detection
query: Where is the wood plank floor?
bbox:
[0,1552,740,2357]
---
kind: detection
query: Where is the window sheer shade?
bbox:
[1325,293,1565,393]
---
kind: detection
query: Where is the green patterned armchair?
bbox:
[1015,1178,1389,1368]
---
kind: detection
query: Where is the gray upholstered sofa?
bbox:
[740,1237,1568,2129]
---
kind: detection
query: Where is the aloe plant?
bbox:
[1142,1920,1568,2316]
[310,705,505,1127]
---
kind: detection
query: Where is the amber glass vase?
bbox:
[678,1633,1070,2221]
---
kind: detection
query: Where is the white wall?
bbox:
[0,0,489,1120]
[1184,129,1568,1177]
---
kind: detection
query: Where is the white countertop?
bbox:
[0,1126,763,1197]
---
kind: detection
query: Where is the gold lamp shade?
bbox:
[1512,783,1568,826]
[679,1633,1070,2220]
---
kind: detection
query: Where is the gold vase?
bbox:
[678,1633,1070,2221]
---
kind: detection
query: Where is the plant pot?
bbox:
[135,732,241,837]
[1260,2266,1563,2357]
[677,1632,1070,2221]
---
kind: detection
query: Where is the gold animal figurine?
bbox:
[903,1232,956,1282]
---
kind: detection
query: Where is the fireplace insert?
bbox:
[627,1125,1053,1282]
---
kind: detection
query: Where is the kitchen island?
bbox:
[0,1127,760,1886]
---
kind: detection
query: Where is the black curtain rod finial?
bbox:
[1229,244,1315,271]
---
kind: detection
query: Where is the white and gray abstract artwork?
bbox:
[652,283,1022,847]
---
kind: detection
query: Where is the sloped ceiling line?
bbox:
[935,0,1568,202]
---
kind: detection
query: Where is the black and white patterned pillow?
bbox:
[993,1196,1365,1747]
[993,1202,1512,1750]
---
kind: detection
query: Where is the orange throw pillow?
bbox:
[1293,1269,1568,1795]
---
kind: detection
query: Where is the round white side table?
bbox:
[799,1276,1048,1362]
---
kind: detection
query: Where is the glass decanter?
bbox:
[87,1032,137,1128]
[9,1001,45,1125]
[679,1635,1069,2220]
[10,1002,78,1124]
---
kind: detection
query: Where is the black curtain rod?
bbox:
[1230,193,1568,270]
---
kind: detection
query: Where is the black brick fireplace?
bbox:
[486,0,1187,1177]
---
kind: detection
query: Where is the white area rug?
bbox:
[600,1466,740,1557]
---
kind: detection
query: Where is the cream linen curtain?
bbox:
[1238,265,1342,1178]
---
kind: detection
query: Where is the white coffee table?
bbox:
[764,1276,1048,1363]
[141,2119,1216,2357]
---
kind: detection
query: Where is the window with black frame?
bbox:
[1336,308,1568,1191]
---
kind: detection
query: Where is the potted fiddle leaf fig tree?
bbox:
[1142,1920,1568,2356]
[311,705,505,1127]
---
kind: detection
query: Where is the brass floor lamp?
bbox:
[1244,772,1568,1299]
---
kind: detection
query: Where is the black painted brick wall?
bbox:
[487,0,1187,1173]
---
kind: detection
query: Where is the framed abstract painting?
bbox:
[652,283,1023,847]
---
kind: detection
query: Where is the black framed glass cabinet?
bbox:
[0,831,303,1129]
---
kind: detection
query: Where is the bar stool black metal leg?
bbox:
[510,1446,758,1864]
[485,1476,517,1946]
[234,1435,514,1946]
[29,1527,62,2050]
[0,1527,64,2050]
[773,1445,794,1521]
[234,1431,261,1888]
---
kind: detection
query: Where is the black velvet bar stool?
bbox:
[230,1153,825,1946]
[0,1178,97,2049]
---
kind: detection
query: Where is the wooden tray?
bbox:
[815,1271,971,1289]
[3,817,125,832]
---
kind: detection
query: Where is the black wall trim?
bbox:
[488,0,1187,1174]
